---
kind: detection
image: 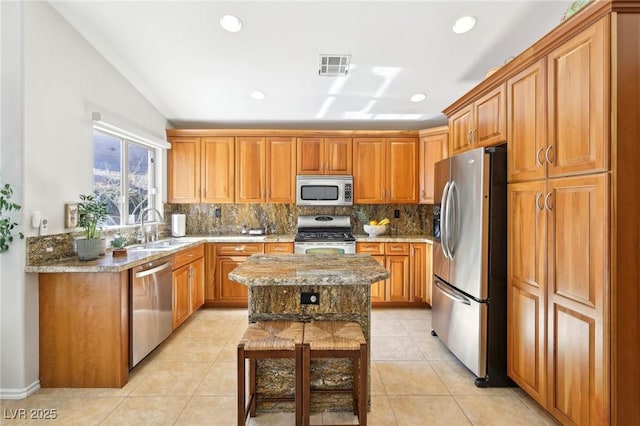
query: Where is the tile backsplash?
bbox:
[165,203,433,236]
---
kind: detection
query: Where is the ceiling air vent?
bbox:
[318,54,351,76]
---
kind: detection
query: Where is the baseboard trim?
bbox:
[0,380,40,400]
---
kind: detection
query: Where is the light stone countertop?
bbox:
[228,254,390,286]
[26,233,433,273]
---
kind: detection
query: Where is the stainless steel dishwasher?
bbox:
[130,256,173,368]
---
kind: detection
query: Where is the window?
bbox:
[93,130,157,227]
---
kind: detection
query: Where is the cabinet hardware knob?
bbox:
[535,192,544,211]
[536,147,544,167]
[544,192,553,211]
[545,145,554,165]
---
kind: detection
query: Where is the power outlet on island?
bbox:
[301,292,320,305]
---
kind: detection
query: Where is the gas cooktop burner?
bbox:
[295,214,355,243]
[295,231,355,242]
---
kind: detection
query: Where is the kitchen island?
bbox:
[229,253,389,413]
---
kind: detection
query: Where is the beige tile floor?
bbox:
[1,308,558,425]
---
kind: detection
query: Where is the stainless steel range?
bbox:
[294,215,355,254]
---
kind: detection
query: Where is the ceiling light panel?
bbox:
[319,54,351,76]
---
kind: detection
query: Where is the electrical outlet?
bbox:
[394,209,400,218]
[215,207,221,218]
[301,292,320,305]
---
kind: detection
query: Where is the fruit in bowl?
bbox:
[363,224,388,237]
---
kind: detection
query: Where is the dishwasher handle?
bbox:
[434,280,471,305]
[134,261,171,279]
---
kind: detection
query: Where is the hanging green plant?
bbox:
[0,183,24,253]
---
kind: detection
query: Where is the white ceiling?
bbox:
[49,0,571,130]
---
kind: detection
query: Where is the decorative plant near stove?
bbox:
[77,193,108,260]
[0,183,24,253]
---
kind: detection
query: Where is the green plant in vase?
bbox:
[77,193,108,260]
[110,235,128,257]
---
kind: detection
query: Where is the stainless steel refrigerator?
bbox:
[431,144,512,387]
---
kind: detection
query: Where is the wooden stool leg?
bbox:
[295,344,303,426]
[302,344,311,426]
[249,358,257,417]
[237,344,246,426]
[359,343,368,426]
[351,356,358,415]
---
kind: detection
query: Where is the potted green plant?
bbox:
[110,235,128,257]
[0,183,24,253]
[77,193,108,260]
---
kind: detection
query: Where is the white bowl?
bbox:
[363,224,388,237]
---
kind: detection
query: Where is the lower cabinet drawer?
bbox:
[216,243,264,256]
[265,242,294,254]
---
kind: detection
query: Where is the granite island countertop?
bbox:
[228,253,390,286]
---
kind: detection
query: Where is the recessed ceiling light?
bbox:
[250,91,266,100]
[452,15,476,34]
[220,14,242,33]
[410,93,427,103]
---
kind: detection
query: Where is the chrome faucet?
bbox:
[139,207,165,243]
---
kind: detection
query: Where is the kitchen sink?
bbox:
[130,239,192,252]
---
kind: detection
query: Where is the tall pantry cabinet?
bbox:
[445,3,640,424]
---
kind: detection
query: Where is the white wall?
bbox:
[0,1,169,398]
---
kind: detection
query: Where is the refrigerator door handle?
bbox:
[445,180,457,258]
[440,181,451,259]
[434,280,471,305]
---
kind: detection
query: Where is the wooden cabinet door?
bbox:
[449,105,473,155]
[387,138,418,203]
[201,137,234,203]
[267,137,296,203]
[370,255,386,303]
[386,255,410,301]
[474,83,506,147]
[546,174,608,425]
[236,137,266,203]
[507,180,547,406]
[297,137,323,174]
[168,137,200,203]
[547,19,607,178]
[216,256,249,302]
[172,264,191,330]
[353,138,386,204]
[419,131,448,204]
[424,244,433,305]
[324,137,352,174]
[189,257,205,313]
[507,61,547,183]
[204,243,216,302]
[410,243,427,303]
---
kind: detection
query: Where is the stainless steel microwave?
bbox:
[296,175,353,206]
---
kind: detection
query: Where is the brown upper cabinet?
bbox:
[297,137,352,175]
[507,60,547,182]
[353,137,418,204]
[546,19,607,178]
[418,127,448,204]
[168,137,234,203]
[235,136,296,203]
[449,83,506,155]
[508,19,607,183]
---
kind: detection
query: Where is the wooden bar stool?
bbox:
[302,321,368,426]
[237,321,304,426]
